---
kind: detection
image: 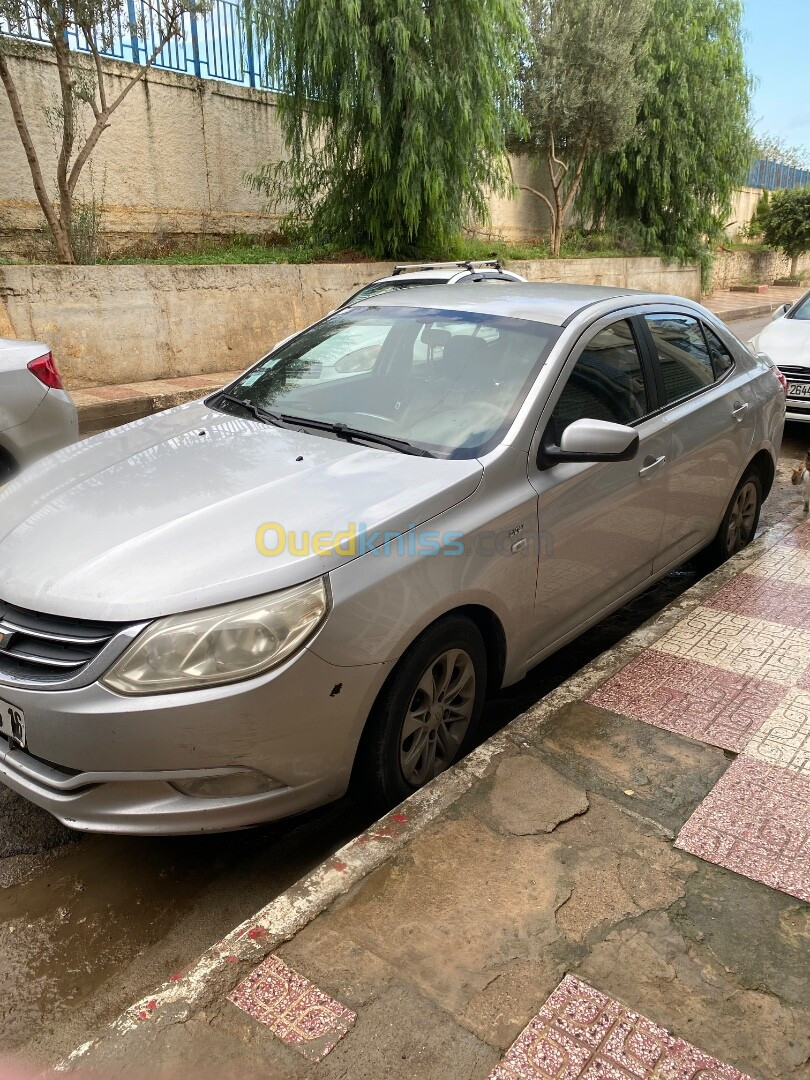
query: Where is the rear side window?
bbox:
[644,314,714,404]
[548,320,649,442]
[703,325,735,377]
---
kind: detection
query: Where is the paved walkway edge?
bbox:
[59,506,806,1070]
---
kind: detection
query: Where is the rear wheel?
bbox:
[701,468,762,568]
[354,615,487,812]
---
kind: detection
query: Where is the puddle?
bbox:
[0,835,217,1050]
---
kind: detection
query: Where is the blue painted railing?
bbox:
[0,1,278,90]
[747,158,810,191]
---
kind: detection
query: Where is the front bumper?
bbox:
[0,647,389,833]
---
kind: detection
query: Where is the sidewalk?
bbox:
[70,288,806,436]
[62,509,810,1080]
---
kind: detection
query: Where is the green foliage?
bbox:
[245,0,527,258]
[517,0,650,163]
[762,188,810,274]
[513,0,650,254]
[740,189,770,240]
[579,0,753,263]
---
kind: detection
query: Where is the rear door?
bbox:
[0,348,47,435]
[527,314,670,655]
[637,313,756,571]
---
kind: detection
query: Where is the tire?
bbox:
[701,468,762,569]
[354,615,487,813]
[0,449,17,485]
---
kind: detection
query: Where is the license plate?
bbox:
[0,696,25,748]
[788,382,810,399]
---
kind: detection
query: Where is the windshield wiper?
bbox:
[212,392,283,427]
[277,414,435,457]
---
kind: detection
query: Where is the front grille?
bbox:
[0,600,124,685]
[778,366,810,382]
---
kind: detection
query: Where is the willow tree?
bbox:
[246,0,526,256]
[579,0,752,262]
[514,0,650,256]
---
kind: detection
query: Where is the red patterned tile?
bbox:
[778,523,810,549]
[744,688,810,776]
[706,572,810,628]
[488,975,751,1080]
[589,651,786,752]
[228,954,355,1061]
[676,757,810,902]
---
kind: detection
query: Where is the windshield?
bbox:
[788,292,810,320]
[218,306,560,458]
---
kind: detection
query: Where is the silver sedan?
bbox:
[0,339,78,482]
[0,285,785,833]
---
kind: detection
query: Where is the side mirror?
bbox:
[771,304,789,321]
[543,418,640,464]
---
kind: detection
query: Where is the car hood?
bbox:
[0,403,483,622]
[753,319,810,365]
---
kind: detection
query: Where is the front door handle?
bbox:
[639,454,666,477]
[732,401,749,420]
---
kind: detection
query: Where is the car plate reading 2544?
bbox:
[0,697,25,748]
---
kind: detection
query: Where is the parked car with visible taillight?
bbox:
[0,340,78,482]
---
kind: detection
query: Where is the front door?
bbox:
[528,316,670,657]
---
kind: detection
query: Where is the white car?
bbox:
[0,340,79,482]
[338,259,527,309]
[750,291,810,422]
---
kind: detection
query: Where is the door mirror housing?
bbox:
[542,418,640,465]
[771,304,790,321]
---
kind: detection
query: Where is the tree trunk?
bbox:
[791,253,801,279]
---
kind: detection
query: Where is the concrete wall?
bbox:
[0,39,286,256]
[0,39,557,254]
[0,257,701,389]
[711,249,810,292]
[725,187,765,239]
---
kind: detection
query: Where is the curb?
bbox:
[59,506,806,1069]
[705,300,785,323]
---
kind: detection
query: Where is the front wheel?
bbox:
[354,616,487,813]
[702,469,762,568]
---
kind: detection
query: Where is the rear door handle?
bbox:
[732,401,749,420]
[639,455,666,477]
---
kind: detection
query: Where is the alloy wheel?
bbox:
[399,648,476,786]
[726,480,758,555]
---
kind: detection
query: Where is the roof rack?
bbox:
[391,259,502,276]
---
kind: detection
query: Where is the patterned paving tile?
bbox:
[589,650,786,752]
[487,975,751,1080]
[650,606,810,687]
[705,572,810,629]
[676,757,810,903]
[777,522,810,549]
[743,688,810,777]
[228,954,356,1061]
[745,544,810,586]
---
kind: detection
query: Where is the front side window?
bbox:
[644,314,714,404]
[547,320,649,444]
[220,307,560,459]
[703,324,735,377]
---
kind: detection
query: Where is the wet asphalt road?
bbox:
[1,316,807,1066]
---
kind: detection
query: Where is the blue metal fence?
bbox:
[0,0,278,90]
[747,158,810,191]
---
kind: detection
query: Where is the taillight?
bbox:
[27,352,64,390]
[771,365,788,397]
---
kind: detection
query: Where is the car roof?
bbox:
[350,280,647,326]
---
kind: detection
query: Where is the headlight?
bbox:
[103,578,329,695]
